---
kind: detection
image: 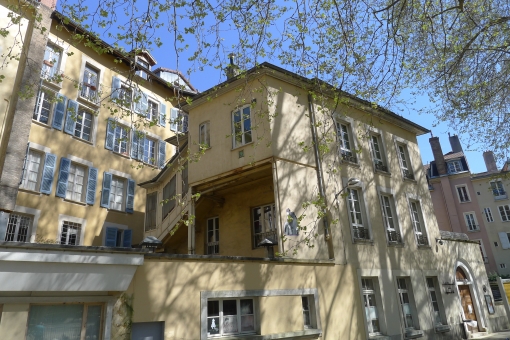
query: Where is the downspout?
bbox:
[307,94,335,260]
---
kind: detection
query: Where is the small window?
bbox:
[145,192,157,231]
[33,88,55,124]
[147,99,159,122]
[361,278,381,335]
[301,296,316,329]
[252,204,276,248]
[105,226,132,247]
[207,217,220,255]
[370,134,387,172]
[336,121,357,163]
[397,278,418,330]
[207,299,255,337]
[457,185,470,202]
[397,144,414,180]
[447,160,463,173]
[60,220,81,245]
[199,121,211,148]
[483,207,494,223]
[135,57,150,79]
[141,138,157,165]
[119,84,133,109]
[5,213,32,242]
[380,194,402,243]
[20,149,44,191]
[73,109,93,142]
[495,241,499,247]
[464,212,479,231]
[491,180,506,198]
[347,188,370,241]
[80,65,99,103]
[162,175,176,220]
[500,264,507,269]
[113,124,130,156]
[476,240,488,263]
[232,106,252,148]
[410,201,428,246]
[41,44,62,81]
[498,204,510,221]
[110,176,126,211]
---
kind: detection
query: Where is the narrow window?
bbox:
[135,57,150,79]
[148,99,158,121]
[397,144,414,180]
[60,221,81,245]
[232,106,252,148]
[499,205,510,221]
[476,240,488,263]
[491,181,506,197]
[426,278,444,325]
[109,176,125,211]
[410,201,428,246]
[119,84,133,109]
[33,88,54,124]
[73,109,93,142]
[5,213,32,242]
[199,121,210,148]
[252,204,276,248]
[370,135,386,171]
[113,125,129,155]
[336,122,357,163]
[500,264,507,269]
[81,65,99,103]
[66,163,86,202]
[41,44,61,80]
[484,207,494,222]
[182,162,189,196]
[361,278,381,335]
[145,192,157,231]
[347,188,370,240]
[207,217,220,255]
[162,176,176,220]
[457,186,470,202]
[397,278,416,329]
[464,213,478,231]
[142,138,156,165]
[381,195,401,243]
[20,149,44,191]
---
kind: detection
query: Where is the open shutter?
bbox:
[182,113,189,132]
[126,179,135,213]
[20,143,30,185]
[55,157,71,198]
[100,172,112,208]
[105,227,117,247]
[499,232,510,249]
[52,94,67,130]
[158,141,166,169]
[111,76,122,100]
[0,211,9,241]
[86,167,98,205]
[64,100,79,135]
[131,130,140,159]
[170,108,179,131]
[105,119,115,150]
[123,229,132,248]
[159,103,166,127]
[40,153,57,194]
[141,92,148,117]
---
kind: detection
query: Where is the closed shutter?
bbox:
[64,100,79,135]
[0,211,9,241]
[159,103,166,127]
[131,130,140,159]
[100,172,112,208]
[105,119,115,150]
[158,141,166,169]
[51,94,67,130]
[111,76,122,100]
[40,153,57,194]
[126,179,135,213]
[170,108,179,131]
[86,167,98,205]
[123,229,132,248]
[499,232,510,249]
[55,157,71,198]
[105,227,117,247]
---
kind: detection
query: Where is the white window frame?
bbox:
[396,143,414,180]
[483,207,494,223]
[301,295,317,329]
[252,203,276,248]
[345,179,371,242]
[499,204,510,222]
[141,137,157,166]
[369,132,388,172]
[426,277,446,326]
[80,64,100,104]
[361,278,382,335]
[109,175,126,211]
[33,87,56,125]
[207,217,220,255]
[199,121,211,148]
[231,105,252,149]
[206,298,256,337]
[20,149,44,192]
[65,161,88,203]
[456,185,471,203]
[57,214,86,246]
[72,108,94,142]
[397,277,418,330]
[447,160,463,173]
[5,212,32,242]
[41,43,63,81]
[407,194,430,247]
[464,212,479,231]
[379,191,402,244]
[135,56,150,79]
[491,180,506,199]
[112,123,130,156]
[147,97,159,122]
[78,56,104,107]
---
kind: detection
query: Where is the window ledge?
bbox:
[68,135,94,146]
[417,245,431,249]
[341,160,360,168]
[459,201,472,204]
[353,239,374,245]
[107,209,127,214]
[404,329,424,339]
[375,169,391,177]
[387,242,405,248]
[212,329,322,340]
[42,78,63,90]
[18,188,42,196]
[231,141,254,151]
[435,324,451,333]
[110,151,131,160]
[31,120,52,129]
[77,95,100,108]
[494,195,508,201]
[63,198,87,206]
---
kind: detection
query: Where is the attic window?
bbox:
[135,57,150,79]
[447,160,463,173]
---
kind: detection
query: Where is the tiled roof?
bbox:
[443,152,464,160]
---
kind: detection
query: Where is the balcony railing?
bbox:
[340,150,358,164]
[415,233,428,246]
[387,230,403,244]
[80,83,100,104]
[254,230,277,248]
[375,162,388,172]
[352,227,370,241]
[207,241,219,255]
[402,169,415,180]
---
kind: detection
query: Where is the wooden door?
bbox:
[459,285,478,332]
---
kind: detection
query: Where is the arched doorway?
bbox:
[456,265,482,334]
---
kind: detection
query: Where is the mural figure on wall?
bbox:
[284,208,299,236]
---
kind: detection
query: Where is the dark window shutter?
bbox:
[126,179,135,213]
[55,157,71,198]
[105,227,117,247]
[86,167,98,205]
[158,141,166,169]
[123,229,132,247]
[51,94,67,130]
[100,172,112,208]
[159,103,166,127]
[40,153,57,194]
[64,100,79,135]
[105,119,115,150]
[111,76,122,100]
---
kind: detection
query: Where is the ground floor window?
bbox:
[5,213,31,242]
[207,298,255,337]
[26,303,102,340]
[361,278,381,334]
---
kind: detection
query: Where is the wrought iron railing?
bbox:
[353,227,370,241]
[341,151,358,164]
[375,162,388,172]
[207,241,219,255]
[402,169,415,180]
[254,230,277,248]
[387,230,403,243]
[415,233,428,246]
[80,83,100,104]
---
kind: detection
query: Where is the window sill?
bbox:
[65,133,94,146]
[31,120,52,129]
[387,241,405,248]
[63,198,87,206]
[107,209,127,214]
[467,229,481,233]
[417,244,431,249]
[375,169,391,177]
[404,329,424,339]
[42,78,63,90]
[435,324,451,333]
[459,201,472,204]
[210,329,322,340]
[353,239,374,245]
[494,195,508,201]
[18,188,42,196]
[231,141,254,151]
[77,95,100,108]
[110,151,131,160]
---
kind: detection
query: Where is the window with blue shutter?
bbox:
[40,153,57,194]
[123,229,132,247]
[131,130,140,159]
[126,179,135,213]
[86,167,98,205]
[105,119,115,150]
[100,172,112,208]
[63,100,79,135]
[170,108,179,131]
[105,227,117,247]
[158,141,166,169]
[55,157,71,198]
[51,94,67,130]
[159,103,166,127]
[111,76,122,100]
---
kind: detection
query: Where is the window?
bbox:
[447,160,463,173]
[113,124,129,155]
[148,99,158,121]
[370,134,387,171]
[498,232,510,249]
[397,278,417,330]
[129,131,166,169]
[5,213,31,242]
[200,121,211,148]
[33,88,55,124]
[336,121,357,163]
[464,213,479,231]
[27,304,103,340]
[162,175,176,220]
[207,217,220,255]
[55,158,97,205]
[491,180,506,198]
[171,108,189,134]
[361,278,381,335]
[105,226,132,247]
[397,144,414,180]
[232,106,252,148]
[145,192,157,231]
[380,194,401,243]
[119,84,133,109]
[65,163,86,202]
[426,278,444,325]
[347,188,370,241]
[60,220,81,245]
[410,201,428,246]
[252,204,276,248]
[20,149,44,191]
[41,44,61,80]
[73,109,93,142]
[500,264,507,269]
[483,207,494,222]
[499,204,510,221]
[80,65,99,103]
[141,137,156,165]
[100,172,135,213]
[110,176,125,211]
[207,299,255,337]
[457,185,470,202]
[136,57,150,79]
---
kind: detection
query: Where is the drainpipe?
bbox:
[307,94,335,260]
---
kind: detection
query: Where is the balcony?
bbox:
[415,233,428,246]
[387,230,403,244]
[402,169,415,180]
[352,227,370,242]
[79,83,100,105]
[375,162,388,172]
[341,150,358,164]
[254,230,277,248]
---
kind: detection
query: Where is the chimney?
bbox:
[449,133,463,153]
[225,54,240,79]
[430,137,447,175]
[483,151,498,173]
[39,0,57,9]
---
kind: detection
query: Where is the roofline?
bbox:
[183,62,430,135]
[51,11,197,96]
[152,67,198,92]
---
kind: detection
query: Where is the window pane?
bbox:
[223,299,237,315]
[241,315,255,332]
[27,304,84,340]
[223,315,238,334]
[85,305,102,339]
[207,300,219,316]
[207,317,220,335]
[240,299,253,315]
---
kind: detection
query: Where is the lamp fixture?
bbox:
[334,178,360,201]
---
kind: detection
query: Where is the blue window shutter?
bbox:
[158,141,166,169]
[170,108,178,131]
[55,157,71,198]
[159,103,166,127]
[86,167,98,205]
[131,130,139,159]
[51,94,67,130]
[126,179,135,213]
[0,211,9,241]
[123,229,132,247]
[64,100,79,135]
[141,92,148,117]
[40,153,57,194]
[105,227,117,247]
[111,76,121,100]
[100,172,112,208]
[105,119,115,150]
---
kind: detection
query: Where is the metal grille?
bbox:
[5,214,31,242]
[353,227,370,241]
[60,221,81,245]
[416,233,428,246]
[254,230,277,248]
[402,169,415,180]
[387,230,403,243]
